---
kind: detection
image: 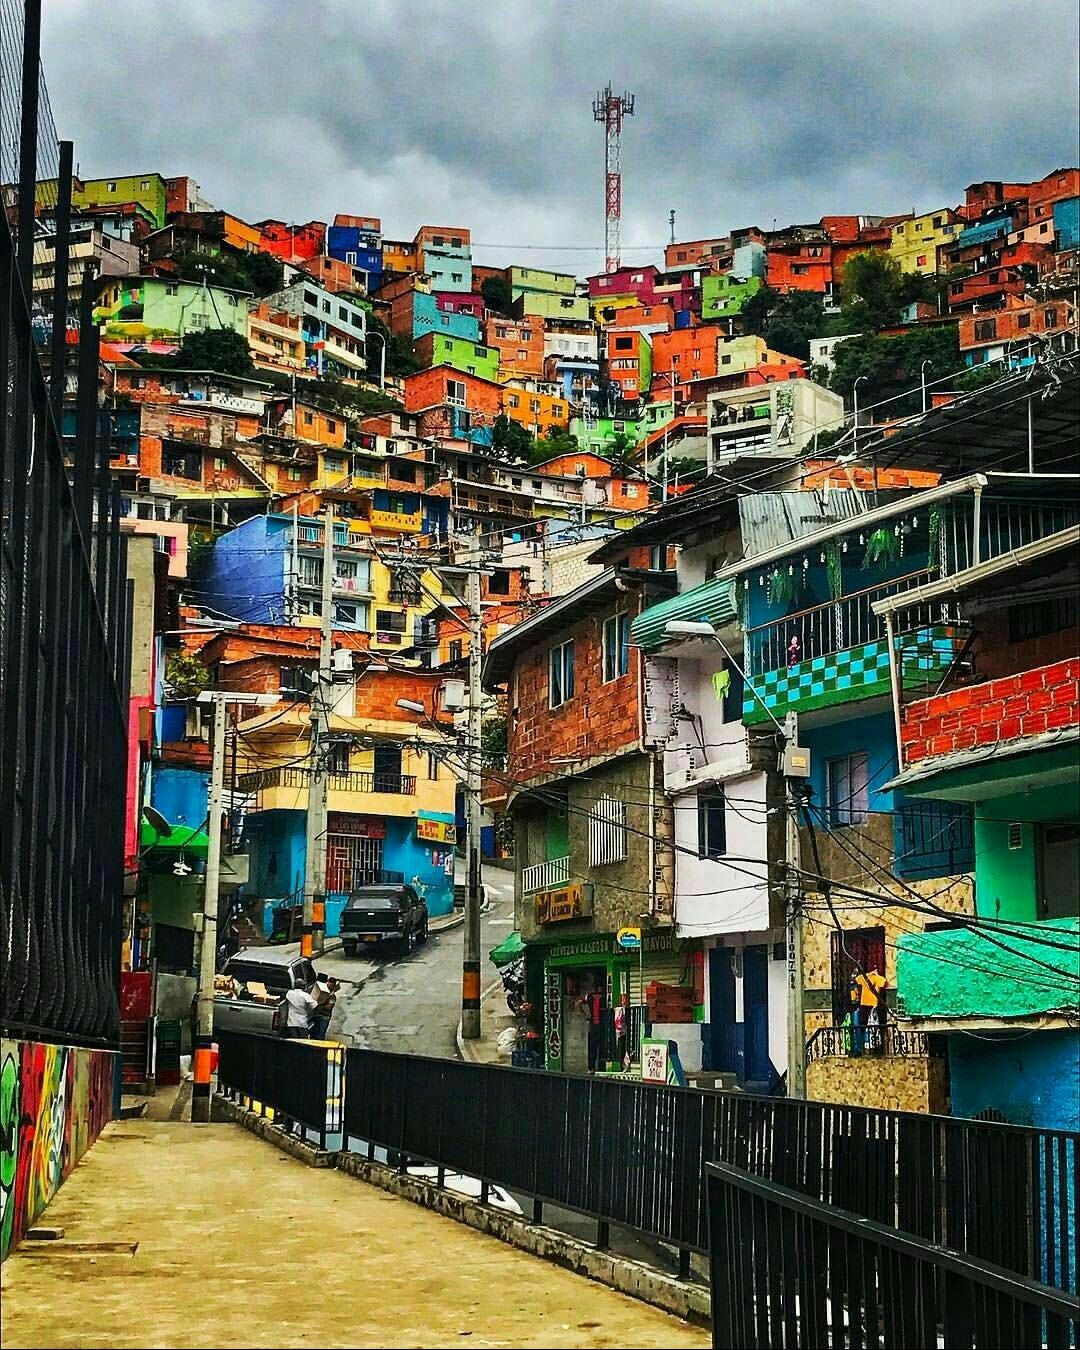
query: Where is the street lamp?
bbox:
[395,697,426,715]
[663,620,788,738]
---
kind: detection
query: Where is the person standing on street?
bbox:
[311,975,339,1040]
[284,983,319,1038]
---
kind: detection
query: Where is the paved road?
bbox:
[329,864,516,1057]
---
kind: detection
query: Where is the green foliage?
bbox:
[492,413,533,459]
[480,275,514,317]
[740,286,836,361]
[527,424,578,464]
[825,541,843,601]
[836,251,937,334]
[174,327,254,377]
[366,314,420,379]
[861,527,900,569]
[305,375,403,418]
[173,247,283,298]
[766,567,801,608]
[480,715,508,768]
[952,362,1004,393]
[829,324,960,410]
[165,651,209,700]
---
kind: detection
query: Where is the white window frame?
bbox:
[549,639,575,708]
[589,794,628,866]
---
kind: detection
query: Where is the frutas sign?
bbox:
[535,884,593,925]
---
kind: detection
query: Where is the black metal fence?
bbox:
[707,1161,1079,1350]
[214,1034,1079,1302]
[216,1030,343,1151]
[1,0,128,1049]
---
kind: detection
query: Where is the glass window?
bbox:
[602,613,630,682]
[827,752,870,827]
[549,640,575,708]
[698,788,727,859]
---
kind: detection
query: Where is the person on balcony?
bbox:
[849,965,886,1057]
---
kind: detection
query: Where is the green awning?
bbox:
[489,930,524,967]
[139,820,211,858]
[630,576,738,652]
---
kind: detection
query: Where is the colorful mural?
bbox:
[0,1039,115,1259]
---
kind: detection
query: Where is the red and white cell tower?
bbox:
[593,83,635,274]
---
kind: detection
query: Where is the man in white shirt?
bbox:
[283,985,319,1038]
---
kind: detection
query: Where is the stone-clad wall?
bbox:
[807,1052,948,1113]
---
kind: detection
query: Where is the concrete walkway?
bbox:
[0,1121,707,1350]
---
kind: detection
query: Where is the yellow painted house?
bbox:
[73,173,168,228]
[888,209,961,275]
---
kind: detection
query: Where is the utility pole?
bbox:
[192,690,275,1122]
[668,208,676,246]
[303,502,336,959]
[783,710,806,1100]
[461,535,484,1040]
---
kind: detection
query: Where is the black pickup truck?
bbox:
[341,883,428,957]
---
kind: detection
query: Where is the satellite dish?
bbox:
[142,805,172,836]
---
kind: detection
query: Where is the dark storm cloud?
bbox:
[42,0,1079,274]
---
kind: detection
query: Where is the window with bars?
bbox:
[589,794,628,866]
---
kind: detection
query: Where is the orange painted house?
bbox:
[608,302,676,331]
[256,218,326,262]
[483,315,545,376]
[651,325,721,400]
[767,240,833,293]
[501,385,570,436]
[404,365,503,445]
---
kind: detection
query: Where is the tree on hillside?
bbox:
[837,251,936,334]
[829,324,960,411]
[173,247,283,299]
[366,314,419,379]
[492,413,533,459]
[480,275,514,317]
[175,327,254,377]
[531,424,578,462]
[740,285,835,361]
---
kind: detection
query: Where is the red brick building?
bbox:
[256,218,326,262]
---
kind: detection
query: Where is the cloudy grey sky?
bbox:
[43,0,1080,277]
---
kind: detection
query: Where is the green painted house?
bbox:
[416,333,500,381]
[701,274,763,323]
[73,173,168,229]
[94,276,251,342]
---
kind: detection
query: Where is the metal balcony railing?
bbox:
[745,568,943,676]
[521,855,571,894]
[237,766,416,795]
[805,1025,931,1064]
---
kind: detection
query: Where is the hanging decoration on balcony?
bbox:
[861,527,900,570]
[825,540,843,601]
[766,566,801,608]
[929,506,943,574]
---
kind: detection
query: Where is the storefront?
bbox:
[536,930,702,1074]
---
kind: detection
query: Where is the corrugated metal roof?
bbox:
[737,489,870,557]
[630,576,738,651]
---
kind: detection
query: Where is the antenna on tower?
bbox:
[593,83,635,274]
[668,209,676,245]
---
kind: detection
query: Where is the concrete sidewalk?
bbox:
[457,976,516,1065]
[0,1121,707,1350]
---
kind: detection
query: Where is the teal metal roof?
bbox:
[630,576,737,651]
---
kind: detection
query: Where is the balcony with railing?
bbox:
[237,765,417,813]
[521,855,571,894]
[742,568,960,725]
[805,1025,931,1063]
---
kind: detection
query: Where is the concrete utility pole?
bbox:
[461,538,484,1040]
[783,710,807,1100]
[302,502,336,959]
[192,691,275,1122]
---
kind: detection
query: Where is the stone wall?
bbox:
[807,1052,948,1114]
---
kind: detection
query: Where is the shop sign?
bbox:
[545,930,679,959]
[535,883,592,925]
[641,1037,686,1086]
[328,813,385,838]
[416,815,455,845]
[616,926,641,950]
[544,968,562,1068]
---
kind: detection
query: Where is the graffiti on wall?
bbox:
[0,1039,115,1260]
